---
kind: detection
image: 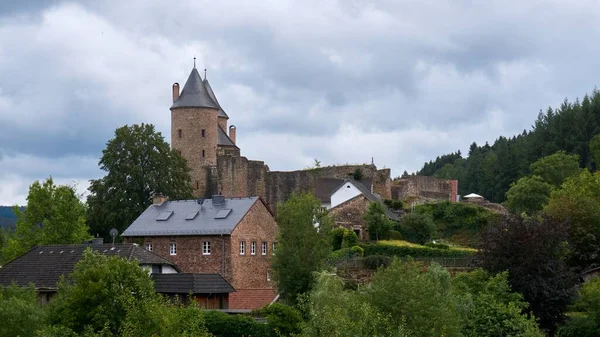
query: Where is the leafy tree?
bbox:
[530,151,580,187]
[399,212,435,244]
[86,123,193,241]
[545,170,600,268]
[0,283,46,337]
[504,175,553,215]
[452,269,544,337]
[557,277,600,337]
[368,259,463,336]
[590,134,600,169]
[1,178,89,263]
[477,215,578,332]
[364,202,394,241]
[46,249,160,335]
[255,303,303,336]
[272,193,332,305]
[300,271,410,337]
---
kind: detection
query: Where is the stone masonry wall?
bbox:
[171,107,219,198]
[229,198,279,291]
[392,175,454,202]
[127,235,233,282]
[329,195,371,240]
[263,164,391,213]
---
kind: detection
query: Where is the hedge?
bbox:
[204,311,274,337]
[359,243,474,258]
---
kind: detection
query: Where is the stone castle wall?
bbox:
[391,175,456,202]
[215,157,392,213]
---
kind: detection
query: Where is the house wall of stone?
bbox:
[130,235,233,282]
[229,199,278,291]
[329,195,371,241]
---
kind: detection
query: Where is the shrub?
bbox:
[342,230,359,248]
[360,243,474,258]
[399,213,436,244]
[204,311,273,337]
[363,255,392,270]
[330,228,345,250]
[384,199,404,210]
[353,168,363,180]
[388,230,402,240]
[351,245,364,257]
[255,303,303,336]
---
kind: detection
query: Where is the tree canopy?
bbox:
[1,177,89,264]
[271,192,332,305]
[477,215,578,332]
[364,202,394,241]
[545,170,600,268]
[86,123,193,241]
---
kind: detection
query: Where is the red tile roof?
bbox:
[229,288,278,310]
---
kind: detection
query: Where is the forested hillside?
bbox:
[0,206,20,229]
[418,89,600,202]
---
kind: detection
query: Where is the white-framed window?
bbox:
[251,241,256,255]
[267,270,271,281]
[145,243,153,252]
[240,241,246,255]
[203,241,211,255]
[272,242,277,255]
[169,242,176,255]
[262,242,267,255]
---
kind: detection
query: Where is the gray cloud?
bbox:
[2,0,600,204]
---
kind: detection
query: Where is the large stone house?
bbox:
[122,194,279,310]
[0,242,234,308]
[315,178,399,240]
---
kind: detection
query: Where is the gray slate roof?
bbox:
[315,178,373,203]
[332,179,400,221]
[0,244,178,290]
[171,68,219,110]
[122,197,260,237]
[204,78,229,119]
[218,127,236,147]
[152,273,235,294]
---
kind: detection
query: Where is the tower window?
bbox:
[202,129,205,137]
[178,129,182,138]
[202,150,205,158]
[195,181,199,190]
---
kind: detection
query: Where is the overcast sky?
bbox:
[1,0,600,205]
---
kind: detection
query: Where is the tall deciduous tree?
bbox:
[364,202,394,241]
[46,249,162,335]
[86,124,193,240]
[1,178,89,263]
[504,175,553,215]
[271,193,332,305]
[545,170,600,268]
[530,151,580,187]
[477,215,578,332]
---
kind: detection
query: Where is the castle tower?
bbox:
[171,66,220,197]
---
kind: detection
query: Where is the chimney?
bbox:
[172,83,180,103]
[212,195,225,206]
[229,125,236,144]
[153,193,168,206]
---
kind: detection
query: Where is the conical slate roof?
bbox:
[171,68,219,110]
[204,77,229,119]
